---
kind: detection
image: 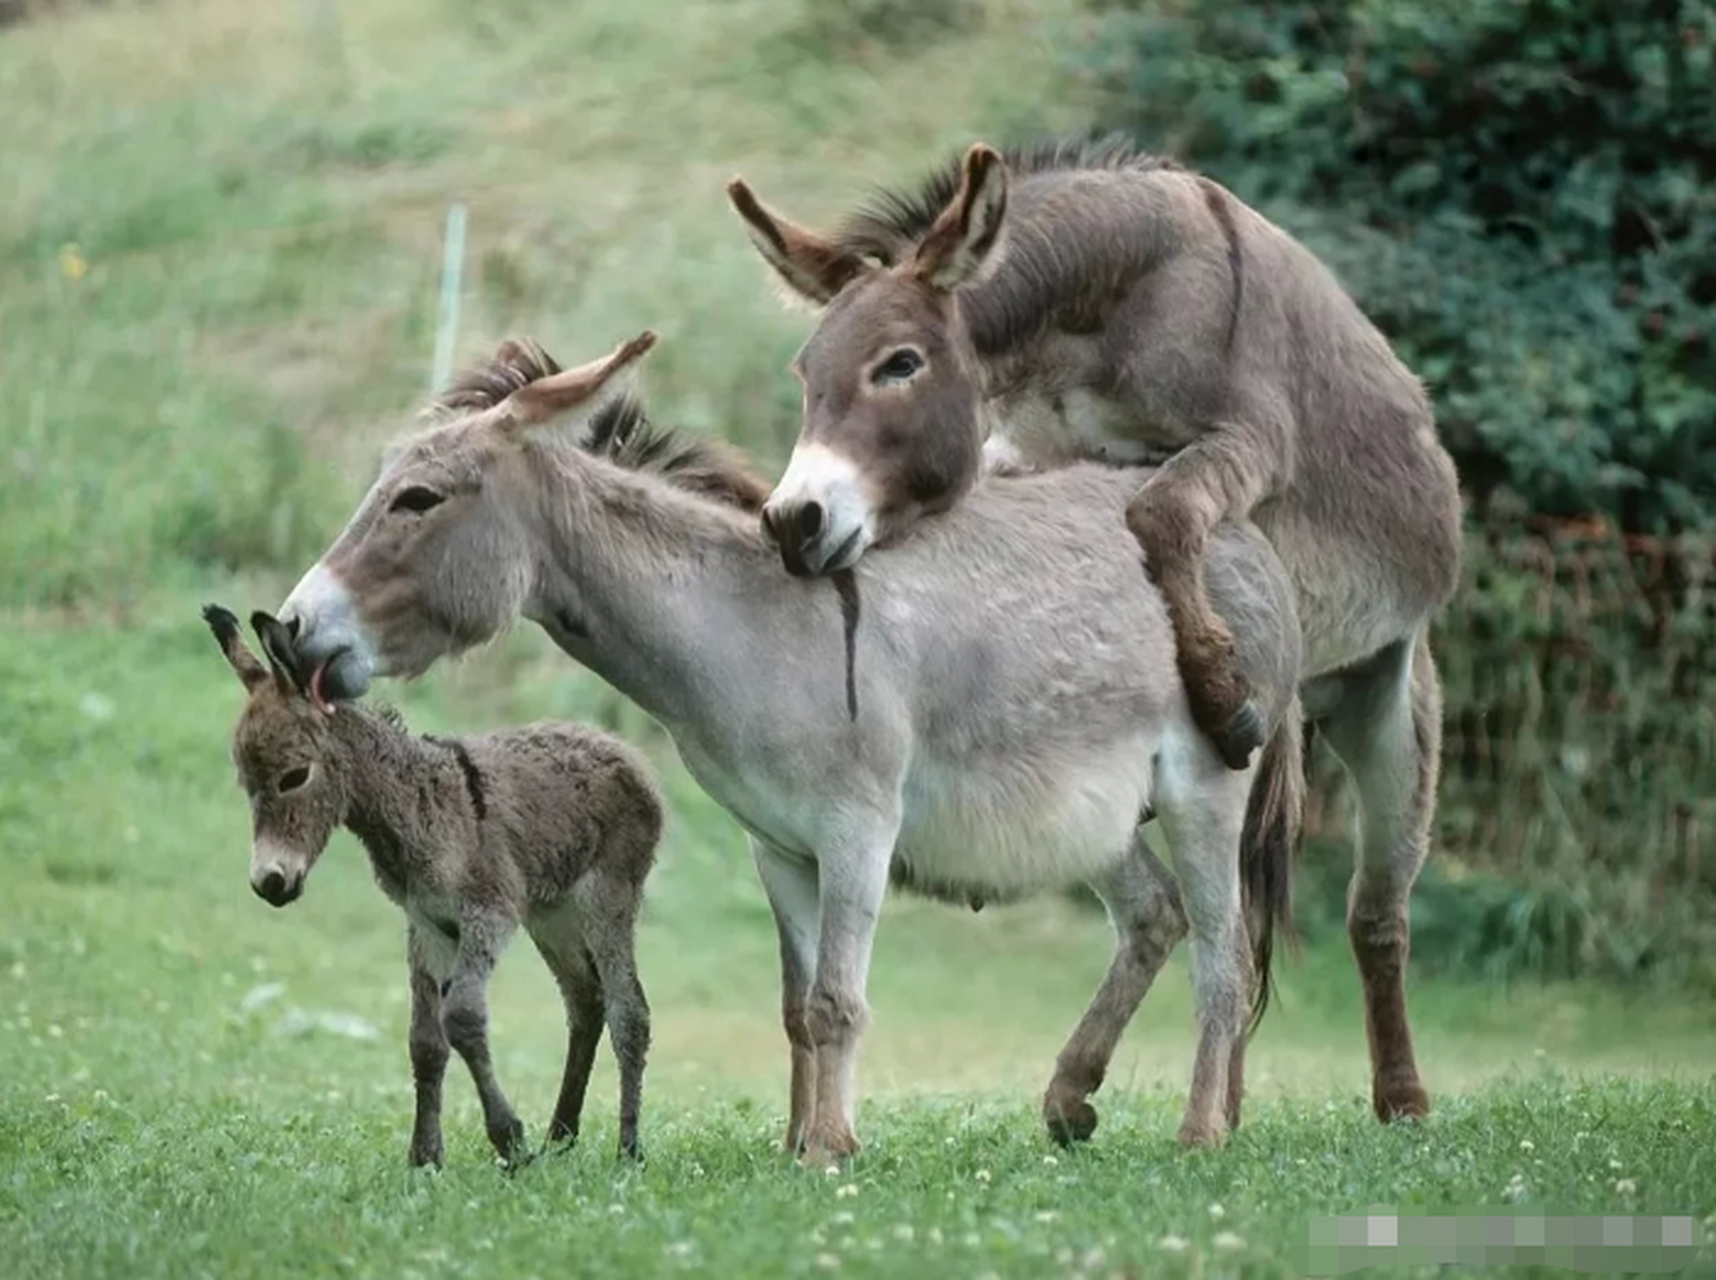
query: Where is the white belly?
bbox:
[987,389,1170,471]
[893,735,1155,893]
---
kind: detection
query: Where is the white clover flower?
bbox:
[815,1253,840,1271]
[1213,1231,1246,1252]
[836,1183,859,1199]
[1616,1179,1637,1196]
[1159,1235,1190,1253]
[1209,1202,1226,1220]
[1519,1139,1535,1153]
[975,1169,991,1184]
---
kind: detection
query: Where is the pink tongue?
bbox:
[309,662,334,716]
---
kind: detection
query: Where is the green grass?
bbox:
[2,1,1715,1275]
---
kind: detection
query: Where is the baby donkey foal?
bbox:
[203,604,661,1168]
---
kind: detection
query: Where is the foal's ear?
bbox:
[505,330,659,438]
[912,142,1009,292]
[726,178,871,308]
[250,610,307,697]
[202,603,272,693]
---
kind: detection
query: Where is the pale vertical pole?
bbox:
[431,202,468,394]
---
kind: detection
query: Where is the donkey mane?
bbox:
[838,133,1181,264]
[431,339,770,513]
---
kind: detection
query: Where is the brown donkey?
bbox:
[204,605,661,1167]
[728,137,1463,1123]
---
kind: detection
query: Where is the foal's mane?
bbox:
[430,339,771,514]
[838,134,1181,263]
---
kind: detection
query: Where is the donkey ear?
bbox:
[249,609,306,696]
[726,178,871,307]
[912,143,1009,292]
[202,603,272,692]
[505,330,659,438]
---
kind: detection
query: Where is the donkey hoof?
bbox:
[408,1143,444,1170]
[1213,699,1266,770]
[1373,1078,1431,1123]
[1044,1097,1098,1147]
[1175,1117,1227,1150]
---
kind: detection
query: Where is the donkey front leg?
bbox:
[1125,422,1281,771]
[406,924,451,1168]
[442,908,529,1167]
[1156,748,1255,1148]
[1042,840,1186,1146]
[802,830,895,1167]
[752,840,821,1156]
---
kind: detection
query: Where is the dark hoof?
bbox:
[408,1144,444,1170]
[618,1138,644,1163]
[1374,1079,1431,1123]
[1213,699,1266,770]
[1044,1098,1098,1147]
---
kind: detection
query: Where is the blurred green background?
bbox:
[2,0,1713,1146]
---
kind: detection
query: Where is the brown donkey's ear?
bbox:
[202,604,272,693]
[726,178,871,307]
[912,143,1009,292]
[505,330,659,435]
[249,610,307,697]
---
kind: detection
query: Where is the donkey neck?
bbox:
[521,445,833,730]
[330,707,475,890]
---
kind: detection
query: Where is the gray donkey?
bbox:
[203,604,660,1167]
[273,331,1304,1159]
[727,137,1463,1124]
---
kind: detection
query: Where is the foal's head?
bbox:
[204,605,350,907]
[277,332,660,706]
[728,143,1010,576]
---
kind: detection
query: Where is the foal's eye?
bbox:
[278,766,311,794]
[872,348,924,385]
[390,485,445,515]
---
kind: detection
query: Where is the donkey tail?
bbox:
[1239,701,1304,1034]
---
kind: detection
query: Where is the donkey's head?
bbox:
[729,143,1008,576]
[277,331,659,703]
[204,604,350,907]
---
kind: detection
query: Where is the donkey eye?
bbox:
[390,485,445,514]
[278,766,311,793]
[872,349,924,384]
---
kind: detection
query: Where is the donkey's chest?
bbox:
[986,388,1176,474]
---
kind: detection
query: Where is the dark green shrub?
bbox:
[1086,0,1716,531]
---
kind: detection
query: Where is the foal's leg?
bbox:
[802,826,895,1166]
[1124,422,1282,770]
[1156,744,1255,1148]
[1042,839,1186,1146]
[1316,632,1438,1122]
[529,928,605,1151]
[442,906,529,1167]
[578,875,652,1160]
[406,924,451,1168]
[752,838,821,1155]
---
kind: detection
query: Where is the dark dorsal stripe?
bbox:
[837,133,1181,263]
[833,569,860,723]
[425,734,488,821]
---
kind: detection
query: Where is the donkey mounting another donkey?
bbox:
[728,136,1465,1125]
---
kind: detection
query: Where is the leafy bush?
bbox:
[1086,0,1716,531]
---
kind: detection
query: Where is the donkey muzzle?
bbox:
[761,499,830,578]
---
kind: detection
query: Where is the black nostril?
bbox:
[794,501,826,546]
[257,870,286,902]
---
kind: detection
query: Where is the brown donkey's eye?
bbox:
[872,349,924,384]
[390,485,445,514]
[278,766,311,794]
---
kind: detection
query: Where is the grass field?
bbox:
[2,1,1714,1276]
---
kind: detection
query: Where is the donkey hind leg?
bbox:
[441,908,530,1167]
[1155,742,1256,1148]
[1042,839,1186,1147]
[1125,434,1275,772]
[1316,632,1439,1123]
[406,924,452,1168]
[752,839,821,1156]
[528,926,605,1152]
[577,875,653,1160]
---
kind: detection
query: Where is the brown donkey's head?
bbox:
[277,331,659,703]
[204,604,351,908]
[729,143,1008,576]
